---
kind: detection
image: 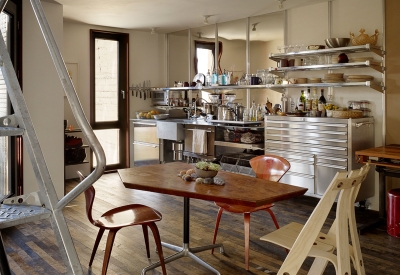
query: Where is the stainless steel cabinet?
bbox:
[265,116,374,201]
[131,120,160,166]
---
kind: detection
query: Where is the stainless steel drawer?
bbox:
[266,140,348,156]
[265,149,315,176]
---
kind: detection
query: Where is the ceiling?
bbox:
[52,0,330,34]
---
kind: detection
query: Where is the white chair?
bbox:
[260,163,370,275]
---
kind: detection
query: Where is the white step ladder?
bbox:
[0,0,106,274]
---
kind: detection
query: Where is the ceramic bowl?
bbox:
[195,168,218,178]
[153,114,169,120]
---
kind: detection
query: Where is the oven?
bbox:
[151,90,169,106]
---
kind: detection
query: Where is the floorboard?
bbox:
[1,172,399,274]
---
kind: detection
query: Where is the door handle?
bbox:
[121,90,125,99]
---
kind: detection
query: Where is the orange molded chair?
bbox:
[211,155,290,270]
[77,171,167,275]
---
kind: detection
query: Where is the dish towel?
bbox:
[192,129,207,155]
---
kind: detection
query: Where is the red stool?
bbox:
[387,189,400,238]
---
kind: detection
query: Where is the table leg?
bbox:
[141,197,224,275]
[0,231,11,275]
[358,166,386,234]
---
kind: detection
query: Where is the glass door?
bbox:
[90,30,129,171]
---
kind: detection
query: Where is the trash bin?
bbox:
[387,188,400,238]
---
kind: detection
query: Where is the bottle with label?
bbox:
[205,69,211,86]
[319,88,327,116]
[249,99,257,121]
[298,90,305,111]
[311,88,318,116]
[256,104,263,121]
[305,88,312,111]
[211,69,218,85]
[221,69,227,85]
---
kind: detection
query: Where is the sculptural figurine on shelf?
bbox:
[350,28,379,46]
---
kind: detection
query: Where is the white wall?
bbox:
[286,0,384,210]
[62,21,165,178]
[22,1,64,198]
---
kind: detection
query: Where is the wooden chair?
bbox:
[260,163,370,275]
[77,171,167,275]
[211,155,291,270]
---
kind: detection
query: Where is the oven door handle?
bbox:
[133,141,159,148]
[133,122,157,126]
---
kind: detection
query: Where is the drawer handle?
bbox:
[133,142,159,148]
[317,163,347,170]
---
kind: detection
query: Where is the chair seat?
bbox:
[215,201,274,213]
[96,204,162,229]
[260,222,335,254]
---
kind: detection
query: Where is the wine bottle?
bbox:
[319,89,327,116]
[298,90,305,111]
[319,89,327,104]
[305,88,312,111]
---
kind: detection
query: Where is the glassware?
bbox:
[282,45,288,53]
[288,45,294,52]
[277,45,282,53]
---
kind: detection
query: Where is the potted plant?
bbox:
[195,161,221,178]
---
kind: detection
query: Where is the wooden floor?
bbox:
[2,172,399,275]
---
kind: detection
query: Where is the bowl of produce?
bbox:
[325,38,350,48]
[195,161,221,178]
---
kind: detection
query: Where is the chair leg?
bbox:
[101,229,119,275]
[89,228,106,266]
[142,224,150,259]
[265,208,279,229]
[147,222,167,275]
[211,207,224,254]
[244,212,251,270]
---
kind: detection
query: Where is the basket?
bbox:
[350,28,379,46]
[332,110,363,119]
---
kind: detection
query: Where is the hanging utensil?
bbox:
[143,80,146,100]
[148,80,151,98]
[139,83,142,98]
[131,84,134,96]
[135,84,138,97]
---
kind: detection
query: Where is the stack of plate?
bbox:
[351,56,375,63]
[346,75,374,82]
[297,78,308,84]
[323,73,345,83]
[308,77,322,83]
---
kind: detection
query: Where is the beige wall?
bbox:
[22,1,64,198]
[385,0,400,190]
[62,21,165,178]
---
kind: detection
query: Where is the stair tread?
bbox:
[0,204,51,229]
[0,126,24,136]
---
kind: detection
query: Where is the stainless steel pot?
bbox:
[203,103,218,115]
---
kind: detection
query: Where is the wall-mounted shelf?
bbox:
[268,81,384,93]
[269,60,384,74]
[269,44,384,61]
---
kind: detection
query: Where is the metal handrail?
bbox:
[30,0,106,211]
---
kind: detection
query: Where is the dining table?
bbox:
[356,144,400,233]
[117,162,308,275]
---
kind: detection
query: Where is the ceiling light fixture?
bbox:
[151,28,156,34]
[276,0,286,9]
[203,15,211,25]
[252,23,259,31]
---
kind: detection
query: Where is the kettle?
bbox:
[218,105,236,121]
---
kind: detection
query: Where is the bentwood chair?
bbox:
[77,171,167,275]
[211,155,291,270]
[260,163,370,275]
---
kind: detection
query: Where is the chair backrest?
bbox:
[278,163,370,275]
[249,155,291,182]
[77,171,96,225]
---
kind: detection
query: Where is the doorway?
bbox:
[0,0,22,200]
[90,30,129,171]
